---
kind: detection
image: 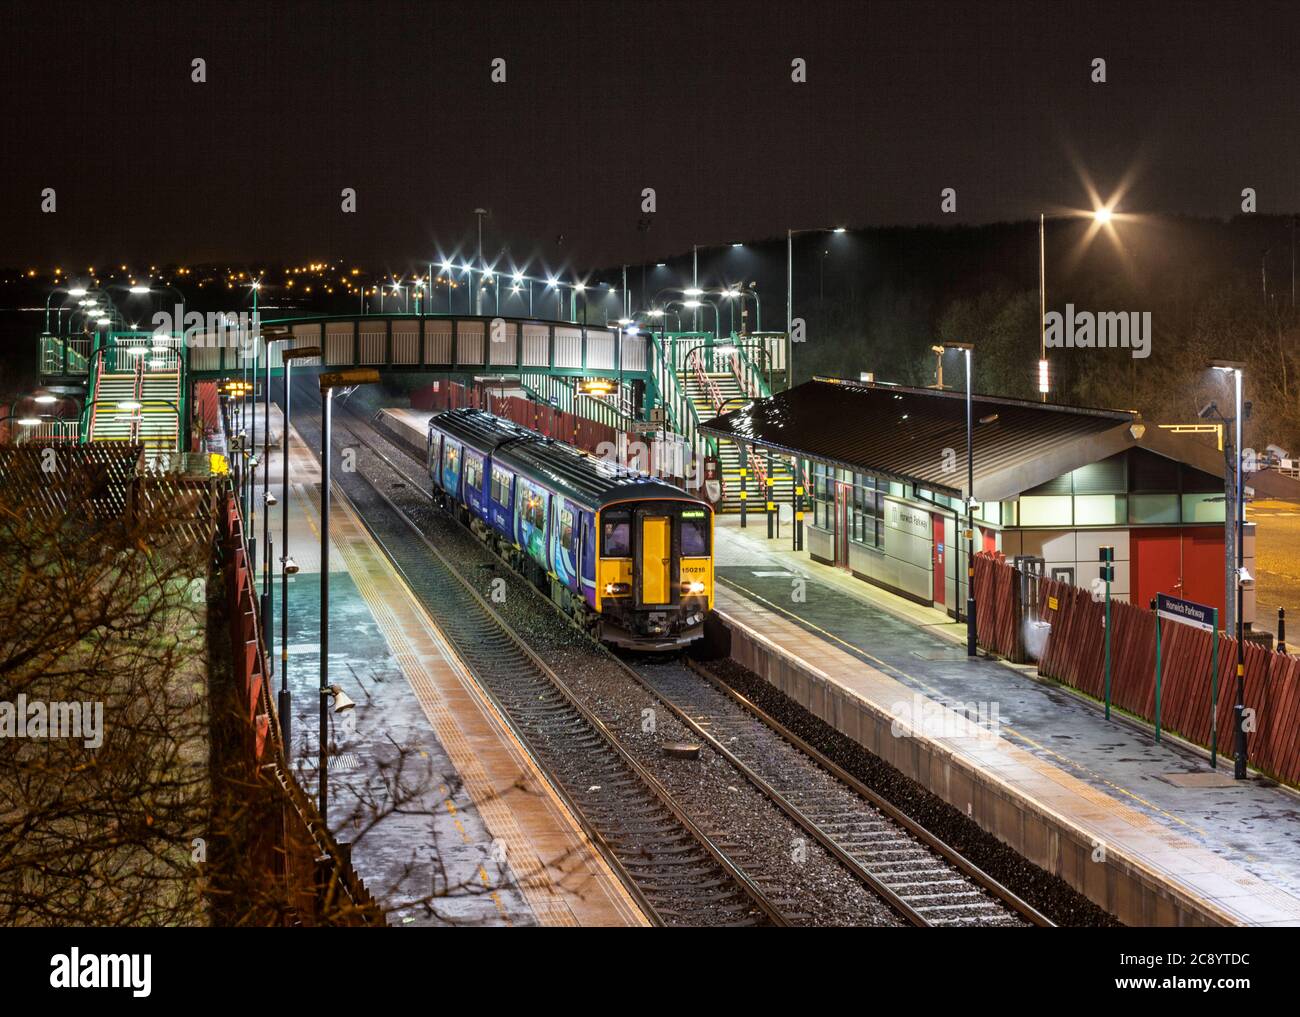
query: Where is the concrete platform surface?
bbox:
[713,515,1300,926]
[252,423,646,927]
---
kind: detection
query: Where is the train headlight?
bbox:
[603,582,630,595]
[686,580,706,594]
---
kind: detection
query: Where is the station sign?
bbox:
[1155,592,1216,632]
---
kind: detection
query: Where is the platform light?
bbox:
[68,287,87,296]
[684,287,703,296]
[1038,358,1049,394]
[116,400,143,411]
[17,417,42,427]
[33,394,57,404]
[129,285,150,294]
[683,299,701,309]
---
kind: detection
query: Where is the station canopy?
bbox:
[699,377,1143,503]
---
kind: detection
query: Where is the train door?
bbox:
[639,513,672,605]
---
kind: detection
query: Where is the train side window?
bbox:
[680,510,710,556]
[559,506,575,548]
[602,510,631,557]
[522,486,547,529]
[465,453,483,493]
[491,467,513,507]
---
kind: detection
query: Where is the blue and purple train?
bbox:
[426,408,713,650]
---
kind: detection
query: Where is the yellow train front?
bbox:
[591,496,714,649]
[426,408,713,651]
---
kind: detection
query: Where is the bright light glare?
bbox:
[1093,207,1113,224]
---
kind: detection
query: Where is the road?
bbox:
[1248,498,1300,648]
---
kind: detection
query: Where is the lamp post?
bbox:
[318,367,380,824]
[275,344,322,747]
[1210,360,1249,779]
[261,333,294,671]
[473,208,488,314]
[676,298,719,340]
[1036,206,1119,402]
[786,226,847,384]
[939,342,977,655]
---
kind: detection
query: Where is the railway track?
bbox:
[300,395,1053,927]
[623,658,1050,926]
[291,393,782,927]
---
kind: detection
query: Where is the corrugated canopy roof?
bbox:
[699,377,1138,503]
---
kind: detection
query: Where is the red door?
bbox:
[932,512,946,606]
[1131,527,1183,609]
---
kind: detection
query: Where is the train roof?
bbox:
[493,437,707,510]
[430,406,708,510]
[428,407,535,455]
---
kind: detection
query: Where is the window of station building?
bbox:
[1129,493,1179,524]
[1019,495,1073,527]
[811,462,835,530]
[490,467,513,507]
[464,453,483,493]
[850,474,883,547]
[1074,494,1126,526]
[1181,492,1225,523]
[602,510,631,557]
[680,509,710,556]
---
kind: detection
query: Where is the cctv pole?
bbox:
[320,385,332,824]
[1233,368,1248,779]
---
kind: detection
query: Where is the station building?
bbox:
[701,377,1253,625]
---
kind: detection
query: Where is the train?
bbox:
[425,407,714,650]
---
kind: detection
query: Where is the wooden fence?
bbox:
[975,551,1300,788]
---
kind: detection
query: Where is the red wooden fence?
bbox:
[976,552,1300,787]
[414,381,692,483]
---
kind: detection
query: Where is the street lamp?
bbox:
[1209,360,1250,780]
[787,226,848,383]
[939,342,977,656]
[675,298,719,340]
[1037,204,1122,401]
[274,344,322,747]
[318,367,380,825]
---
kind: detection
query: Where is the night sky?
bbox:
[2,0,1298,273]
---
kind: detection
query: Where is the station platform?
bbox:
[711,513,1300,926]
[250,410,646,927]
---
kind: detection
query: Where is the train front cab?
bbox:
[596,499,713,649]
